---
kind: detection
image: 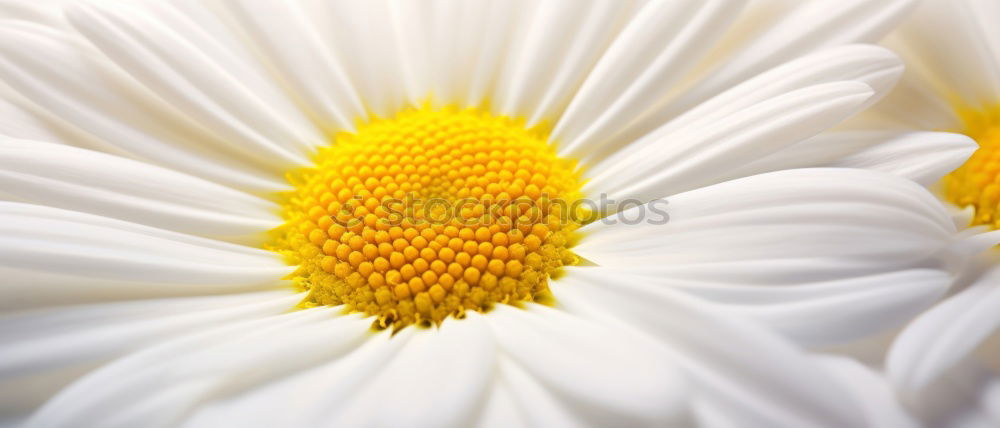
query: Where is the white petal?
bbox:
[899,349,1000,428]
[962,0,1000,102]
[731,131,975,187]
[864,62,961,130]
[828,131,976,186]
[455,0,529,109]
[0,139,278,244]
[890,0,1000,106]
[473,369,529,428]
[815,356,920,428]
[486,303,689,426]
[184,328,413,428]
[219,0,366,132]
[26,309,372,428]
[0,22,284,191]
[0,203,291,309]
[678,269,949,347]
[489,357,586,428]
[0,291,301,419]
[668,0,916,114]
[181,315,498,428]
[580,44,905,202]
[65,1,321,164]
[950,205,978,231]
[689,397,745,428]
[607,0,914,148]
[491,0,640,126]
[330,314,497,428]
[576,168,956,345]
[889,263,1000,392]
[418,0,515,108]
[0,0,67,27]
[550,268,867,427]
[0,291,300,377]
[299,0,417,117]
[642,44,904,145]
[0,92,86,146]
[28,312,494,428]
[583,81,874,204]
[579,168,953,268]
[553,0,744,158]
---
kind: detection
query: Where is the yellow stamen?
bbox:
[269,106,583,328]
[944,105,1000,228]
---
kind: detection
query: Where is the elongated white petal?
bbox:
[896,348,1000,427]
[490,357,589,428]
[300,0,417,117]
[607,0,914,147]
[580,44,905,203]
[65,1,321,164]
[485,304,689,426]
[0,203,291,309]
[579,168,954,267]
[454,0,523,109]
[491,0,640,126]
[0,0,67,28]
[418,0,515,109]
[551,268,867,427]
[583,82,874,204]
[864,65,961,130]
[26,309,371,428]
[576,168,955,346]
[331,314,497,428]
[731,131,975,187]
[219,0,366,133]
[889,0,1000,106]
[641,45,903,144]
[473,368,529,428]
[828,131,976,186]
[0,93,85,146]
[889,263,1000,392]
[0,139,278,244]
[678,269,949,346]
[184,328,414,428]
[0,291,300,378]
[553,0,743,158]
[668,0,915,114]
[0,22,284,191]
[0,291,301,420]
[816,356,920,428]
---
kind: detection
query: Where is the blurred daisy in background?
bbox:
[0,0,964,427]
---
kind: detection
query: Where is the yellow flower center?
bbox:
[944,106,1000,228]
[270,106,583,328]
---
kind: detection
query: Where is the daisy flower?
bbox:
[825,0,1000,426]
[0,0,956,427]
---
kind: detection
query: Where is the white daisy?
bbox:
[818,0,1000,426]
[0,0,958,427]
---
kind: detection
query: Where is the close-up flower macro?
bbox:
[0,0,997,427]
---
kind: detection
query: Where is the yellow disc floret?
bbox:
[270,106,583,328]
[945,106,1000,228]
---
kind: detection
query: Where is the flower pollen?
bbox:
[945,105,1000,228]
[270,106,584,328]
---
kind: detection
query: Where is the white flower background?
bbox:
[0,0,997,427]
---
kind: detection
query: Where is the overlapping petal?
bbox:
[0,202,291,309]
[0,139,278,244]
[576,168,956,346]
[551,267,867,427]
